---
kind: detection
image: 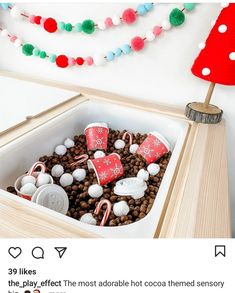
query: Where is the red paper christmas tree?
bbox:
[186,3,235,124]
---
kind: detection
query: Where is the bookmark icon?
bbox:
[54,247,67,259]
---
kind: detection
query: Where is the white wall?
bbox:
[0,2,234,235]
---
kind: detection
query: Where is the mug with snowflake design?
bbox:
[87,153,124,186]
[84,122,109,151]
[137,132,171,164]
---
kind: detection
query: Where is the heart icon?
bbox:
[8,247,22,259]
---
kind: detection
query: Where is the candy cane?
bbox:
[94,199,112,226]
[122,131,133,145]
[70,154,89,167]
[27,161,46,176]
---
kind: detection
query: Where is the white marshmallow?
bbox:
[137,169,149,181]
[1,29,8,37]
[20,183,37,195]
[147,163,160,176]
[161,20,171,30]
[114,139,125,149]
[51,164,64,177]
[112,15,121,25]
[129,144,139,154]
[113,201,130,217]
[94,150,106,159]
[88,184,103,198]
[55,145,67,156]
[60,173,73,187]
[72,169,86,182]
[21,175,36,186]
[93,53,106,66]
[14,39,22,48]
[36,173,51,187]
[64,138,75,148]
[97,21,106,30]
[10,6,23,19]
[80,213,97,225]
[146,31,155,41]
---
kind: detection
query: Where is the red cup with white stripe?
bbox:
[137,132,170,164]
[87,153,124,186]
[84,122,109,151]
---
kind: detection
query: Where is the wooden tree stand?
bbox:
[185,82,223,124]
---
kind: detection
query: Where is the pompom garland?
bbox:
[44,17,57,33]
[169,8,185,26]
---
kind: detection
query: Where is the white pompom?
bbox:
[146,31,155,41]
[14,39,22,48]
[114,139,125,149]
[55,145,67,156]
[1,29,8,37]
[10,6,23,19]
[161,20,171,30]
[97,21,106,30]
[64,138,75,148]
[137,169,149,181]
[80,213,97,225]
[21,175,36,186]
[221,2,229,8]
[94,150,106,159]
[129,144,139,154]
[147,163,160,176]
[60,173,73,187]
[20,183,37,195]
[88,184,103,198]
[198,42,205,49]
[113,201,130,217]
[72,169,86,182]
[112,15,121,25]
[36,173,51,187]
[51,164,64,177]
[93,53,106,66]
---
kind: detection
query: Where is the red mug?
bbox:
[87,153,124,186]
[137,132,170,164]
[84,122,109,151]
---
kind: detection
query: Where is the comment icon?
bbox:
[32,246,44,259]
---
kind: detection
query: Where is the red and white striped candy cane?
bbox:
[70,154,89,167]
[94,199,112,226]
[122,131,133,145]
[27,161,46,176]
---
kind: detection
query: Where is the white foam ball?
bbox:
[20,183,37,195]
[72,169,86,182]
[1,29,8,37]
[55,145,67,156]
[147,163,160,176]
[218,24,227,33]
[60,173,73,187]
[198,42,205,49]
[97,21,106,30]
[229,52,235,60]
[146,31,155,41]
[93,53,106,66]
[64,138,75,148]
[113,201,130,217]
[80,213,97,225]
[14,39,22,48]
[112,15,121,25]
[94,150,106,159]
[202,68,211,76]
[161,20,171,30]
[21,175,36,186]
[51,165,64,177]
[36,173,51,187]
[88,184,103,198]
[137,169,149,181]
[10,6,23,19]
[221,2,229,8]
[129,144,139,154]
[114,139,125,149]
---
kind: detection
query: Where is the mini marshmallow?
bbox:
[51,164,64,177]
[20,183,37,195]
[114,139,125,149]
[94,150,106,159]
[36,173,51,187]
[129,144,139,154]
[80,213,97,225]
[55,145,67,156]
[147,163,160,176]
[137,169,149,181]
[10,6,23,19]
[88,184,103,198]
[60,173,73,187]
[113,201,130,217]
[72,169,86,182]
[21,175,36,186]
[64,138,75,148]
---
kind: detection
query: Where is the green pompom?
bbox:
[169,8,185,26]
[58,21,65,30]
[39,51,47,59]
[65,23,72,32]
[75,22,82,32]
[33,48,40,56]
[183,3,196,11]
[22,44,34,56]
[49,54,56,63]
[81,19,95,34]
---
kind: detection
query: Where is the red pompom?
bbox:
[44,17,57,33]
[56,55,69,68]
[34,16,42,25]
[76,57,85,66]
[122,8,137,24]
[131,36,145,51]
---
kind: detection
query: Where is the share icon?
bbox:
[54,247,67,259]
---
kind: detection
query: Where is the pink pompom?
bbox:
[86,56,94,66]
[105,17,113,28]
[131,36,145,51]
[122,8,137,24]
[10,35,17,42]
[68,57,76,66]
[40,17,46,26]
[153,26,162,36]
[29,15,36,24]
